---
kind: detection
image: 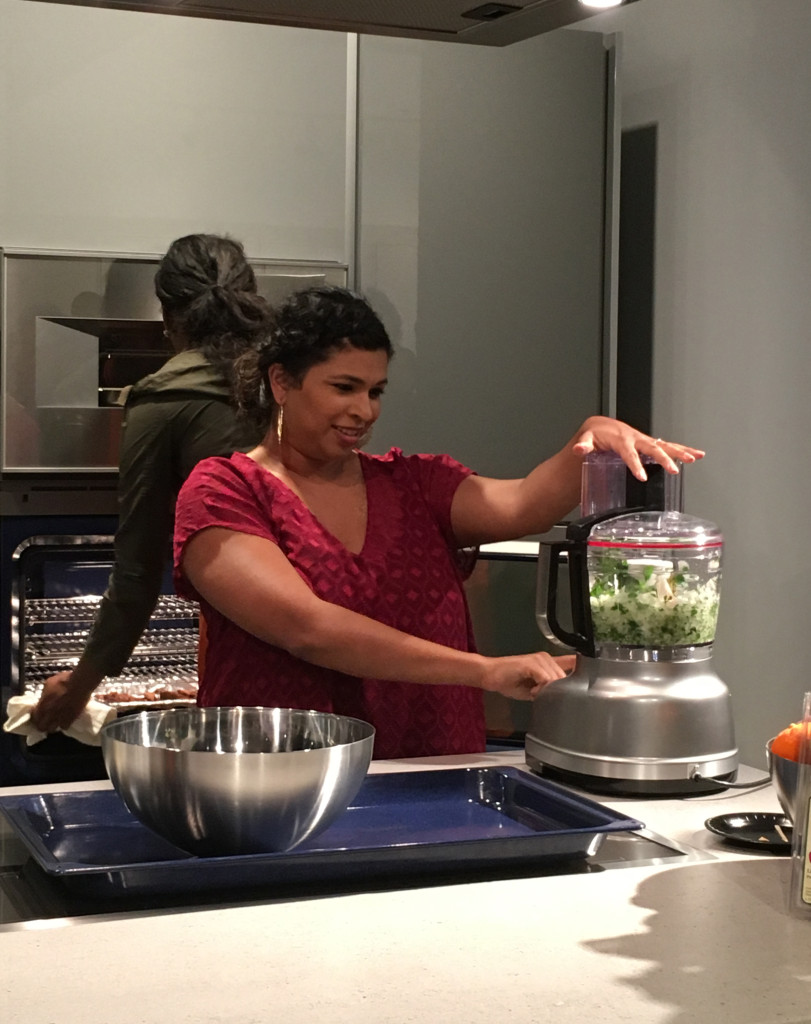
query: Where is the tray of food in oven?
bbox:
[92,681,199,711]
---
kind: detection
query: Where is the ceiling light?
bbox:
[579,0,625,9]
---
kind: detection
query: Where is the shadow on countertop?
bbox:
[584,856,807,1024]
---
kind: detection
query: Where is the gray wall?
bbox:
[578,0,811,766]
[0,0,348,259]
[357,31,609,474]
[1,2,609,482]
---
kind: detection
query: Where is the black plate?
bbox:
[705,812,793,851]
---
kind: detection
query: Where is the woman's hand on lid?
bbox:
[573,415,705,482]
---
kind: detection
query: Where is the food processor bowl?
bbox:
[587,510,723,654]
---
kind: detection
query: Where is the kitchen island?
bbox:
[0,751,804,1024]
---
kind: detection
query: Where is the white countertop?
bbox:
[0,752,804,1024]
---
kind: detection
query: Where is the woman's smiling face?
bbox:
[273,343,390,460]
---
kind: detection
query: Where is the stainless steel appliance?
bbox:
[10,535,199,698]
[1,531,200,785]
[0,247,347,476]
[0,247,348,783]
[526,452,738,795]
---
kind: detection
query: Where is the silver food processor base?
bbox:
[524,650,739,797]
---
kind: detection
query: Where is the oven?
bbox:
[1,534,554,783]
[0,523,200,785]
[0,246,348,784]
[1,247,348,475]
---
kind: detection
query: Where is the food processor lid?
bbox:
[587,510,723,548]
[581,451,684,516]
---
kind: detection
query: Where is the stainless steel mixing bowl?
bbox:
[101,706,375,856]
[767,738,800,822]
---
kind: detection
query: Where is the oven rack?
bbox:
[22,665,200,694]
[22,650,198,678]
[9,536,203,709]
[17,595,200,695]
[23,629,198,662]
[22,595,199,625]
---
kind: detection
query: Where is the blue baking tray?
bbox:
[0,766,643,898]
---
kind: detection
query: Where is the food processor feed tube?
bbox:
[526,452,738,795]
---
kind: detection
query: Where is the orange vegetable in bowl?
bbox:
[771,721,811,762]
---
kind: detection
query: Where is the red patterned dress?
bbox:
[173,448,486,759]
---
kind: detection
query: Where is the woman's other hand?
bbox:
[481,652,576,701]
[573,415,705,482]
[31,668,98,732]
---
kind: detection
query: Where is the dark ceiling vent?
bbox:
[462,4,521,22]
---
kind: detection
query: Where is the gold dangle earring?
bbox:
[275,405,284,446]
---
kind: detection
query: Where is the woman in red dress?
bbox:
[174,286,703,759]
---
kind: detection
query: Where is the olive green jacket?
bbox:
[83,349,256,676]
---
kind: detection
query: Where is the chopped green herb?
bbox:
[589,555,719,646]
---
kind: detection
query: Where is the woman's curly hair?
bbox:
[154,234,273,382]
[233,285,394,434]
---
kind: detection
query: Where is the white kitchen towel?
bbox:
[3,694,117,747]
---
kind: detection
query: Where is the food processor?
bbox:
[525,452,738,795]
